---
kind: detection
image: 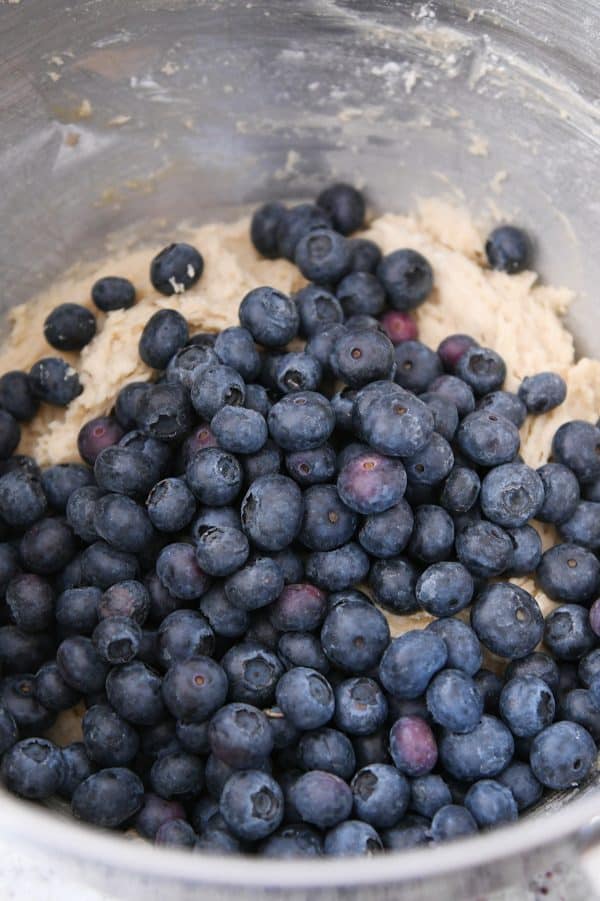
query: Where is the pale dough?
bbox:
[3,200,600,668]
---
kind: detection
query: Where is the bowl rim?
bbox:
[0,783,597,887]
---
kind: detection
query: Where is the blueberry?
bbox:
[98,580,150,624]
[136,793,186,839]
[0,410,19,462]
[517,372,566,415]
[274,666,334,731]
[44,303,97,352]
[376,249,433,311]
[317,183,365,235]
[560,688,600,741]
[155,818,197,847]
[506,524,543,575]
[455,347,506,397]
[337,452,406,516]
[552,420,600,485]
[559,501,600,549]
[457,411,520,468]
[221,642,283,707]
[224,556,284,611]
[244,383,271,418]
[277,631,328,674]
[292,286,341,340]
[29,357,82,406]
[544,604,595,661]
[536,463,580,524]
[264,706,300,749]
[537,543,600,604]
[150,751,204,801]
[113,383,151,432]
[242,440,282,484]
[378,310,417,346]
[416,562,474,617]
[379,631,447,700]
[146,478,196,532]
[408,505,455,563]
[157,609,214,668]
[485,225,531,273]
[333,677,387,736]
[337,272,386,317]
[426,669,483,734]
[499,674,555,739]
[162,656,227,722]
[196,821,241,854]
[428,375,474,418]
[298,484,357,552]
[530,720,596,789]
[58,742,95,800]
[391,342,441,394]
[480,463,544,528]
[388,715,438,778]
[496,762,542,811]
[156,542,210,601]
[166,344,219,390]
[295,228,352,285]
[266,583,325,633]
[220,769,284,841]
[439,715,514,782]
[353,382,434,458]
[349,763,409,829]
[140,720,179,761]
[268,392,335,452]
[0,674,55,733]
[578,649,600,687]
[135,383,194,443]
[476,390,527,427]
[324,820,383,857]
[82,704,139,767]
[0,370,39,421]
[285,443,336,487]
[40,463,92,514]
[56,636,109,694]
[471,582,543,659]
[190,364,246,422]
[0,629,54,677]
[456,521,513,578]
[92,275,136,311]
[92,492,154,554]
[192,504,240,536]
[33,661,80,712]
[150,243,203,295]
[320,599,389,674]
[276,204,332,261]
[0,706,18,756]
[195,526,249,578]
[240,473,303,552]
[290,770,353,830]
[186,447,243,507]
[0,470,47,528]
[274,352,323,395]
[410,774,452,820]
[5,574,54,633]
[584,476,600,503]
[358,499,414,559]
[369,556,419,614]
[351,731,390,770]
[239,286,299,347]
[382,815,431,849]
[210,329,259,383]
[430,804,478,841]
[176,722,211,756]
[138,309,189,370]
[94,446,155,498]
[590,599,600,637]
[72,767,144,827]
[54,586,100,636]
[106,661,165,726]
[298,728,356,781]
[471,670,502,714]
[305,542,370,592]
[419,393,459,442]
[260,824,323,858]
[331,328,395,388]
[426,619,483,676]
[464,779,518,828]
[250,201,286,257]
[347,238,381,274]
[91,616,141,666]
[305,324,348,374]
[2,737,64,800]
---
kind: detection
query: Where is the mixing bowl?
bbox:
[2,1,600,897]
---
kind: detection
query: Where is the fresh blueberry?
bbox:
[92,275,136,311]
[419,393,459,442]
[430,804,478,841]
[92,493,154,554]
[225,556,284,611]
[381,815,431,849]
[320,599,389,673]
[536,463,580,524]
[250,202,286,258]
[94,446,155,498]
[244,383,271,418]
[135,383,194,443]
[58,742,95,800]
[98,580,150,624]
[293,285,343,339]
[139,720,179,761]
[457,411,520,467]
[455,346,506,396]
[456,521,513,578]
[239,286,299,346]
[44,303,96,352]
[331,328,395,388]
[537,543,600,603]
[426,619,483,676]
[277,632,330,674]
[350,764,409,829]
[162,656,227,723]
[473,669,504,713]
[506,653,560,695]
[260,824,323,858]
[471,582,543,659]
[272,352,322,394]
[264,706,300,749]
[298,728,356,781]
[376,249,433,311]
[0,674,55,733]
[426,669,483,733]
[146,477,196,532]
[416,562,473,618]
[176,722,211,756]
[337,272,386,317]
[0,410,20,460]
[388,716,437,778]
[289,770,353,830]
[56,636,109,694]
[439,715,514,782]
[156,542,210,601]
[276,204,332,261]
[72,767,144,827]
[559,501,600,549]
[393,341,442,394]
[82,704,139,767]
[240,473,303,552]
[166,344,219,390]
[410,774,452,819]
[221,641,283,707]
[334,677,387,735]
[437,334,479,372]
[305,541,370,593]
[369,556,419,614]
[552,420,600,485]
[267,583,326,633]
[214,326,261,381]
[589,599,600,637]
[378,310,417,346]
[480,463,544,528]
[2,737,64,800]
[41,463,93,513]
[379,631,447,700]
[34,662,80,712]
[295,228,352,285]
[499,675,555,738]
[268,391,335,452]
[348,238,381,274]
[496,762,542,811]
[299,484,357,551]
[155,818,197,847]
[317,183,365,235]
[464,779,518,828]
[428,375,475,418]
[106,661,165,726]
[190,364,246,423]
[518,372,566,414]
[544,604,596,661]
[139,309,189,370]
[0,370,39,421]
[150,243,203,295]
[0,706,19,757]
[476,390,527,427]
[408,505,454,563]
[353,381,434,457]
[358,499,414,559]
[157,609,214,668]
[560,688,600,741]
[0,470,47,528]
[119,428,172,477]
[55,586,101,636]
[324,820,383,857]
[276,667,334,731]
[186,447,243,507]
[220,769,283,841]
[578,648,600,687]
[506,525,543,575]
[6,574,54,633]
[337,451,407,515]
[242,440,282,484]
[195,526,249,578]
[150,750,204,801]
[529,721,596,789]
[285,443,336,487]
[92,616,142,665]
[136,793,186,839]
[485,225,531,273]
[29,357,82,406]
[114,382,151,432]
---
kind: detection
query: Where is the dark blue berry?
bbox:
[506,652,560,694]
[537,543,600,603]
[273,352,322,395]
[529,721,596,789]
[331,328,395,388]
[77,416,125,465]
[297,727,355,780]
[552,420,600,485]
[94,445,156,498]
[416,562,474,617]
[393,341,442,394]
[408,504,454,563]
[351,763,409,829]
[268,391,335,452]
[146,477,196,532]
[290,770,352,830]
[267,583,325,632]
[186,447,243,507]
[480,463,544,528]
[419,393,459,442]
[72,767,144,827]
[333,677,387,736]
[166,343,219,390]
[0,410,20,460]
[369,556,418,614]
[2,737,64,800]
[320,599,389,674]
[426,619,483,676]
[239,286,299,346]
[305,542,369,592]
[376,249,433,311]
[544,604,595,661]
[139,309,189,370]
[220,769,283,841]
[213,326,260,381]
[430,804,477,841]
[519,372,566,414]
[473,669,504,713]
[0,675,54,733]
[224,556,284,611]
[295,228,352,285]
[6,574,54,632]
[92,276,136,311]
[221,641,283,707]
[305,324,347,374]
[536,463,580,524]
[136,383,194,443]
[156,542,210,601]
[44,303,96,351]
[506,524,543,575]
[0,629,54,676]
[29,357,82,406]
[485,225,531,273]
[299,484,357,551]
[317,183,365,235]
[150,243,203,295]
[162,656,227,722]
[58,742,94,800]
[276,204,332,261]
[455,347,506,396]
[98,580,149,624]
[82,704,139,766]
[426,669,483,733]
[278,632,329,674]
[190,364,246,421]
[457,410,519,466]
[382,815,431,849]
[55,586,101,636]
[195,525,249,577]
[471,582,543,659]
[34,662,80,711]
[336,272,385,317]
[477,390,526,427]
[456,521,513,578]
[353,382,434,457]
[0,470,47,528]
[56,636,109,694]
[358,499,414,559]
[150,751,204,801]
[348,238,381,273]
[240,473,303,552]
[92,616,142,665]
[496,761,542,811]
[105,660,165,726]
[429,374,475,417]
[81,541,140,589]
[439,715,514,782]
[155,818,197,847]
[499,675,555,738]
[250,202,286,258]
[560,688,600,741]
[176,721,210,756]
[379,631,447,700]
[559,501,600,549]
[410,774,452,819]
[293,285,344,339]
[41,463,93,512]
[0,370,39,421]
[324,820,383,856]
[276,667,334,731]
[464,779,518,828]
[285,443,336,486]
[337,451,406,515]
[93,493,154,553]
[260,824,323,858]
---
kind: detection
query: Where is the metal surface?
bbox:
[1,1,600,898]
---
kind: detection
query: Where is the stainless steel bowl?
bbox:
[2,1,600,898]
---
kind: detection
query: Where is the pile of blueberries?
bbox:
[0,183,599,858]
